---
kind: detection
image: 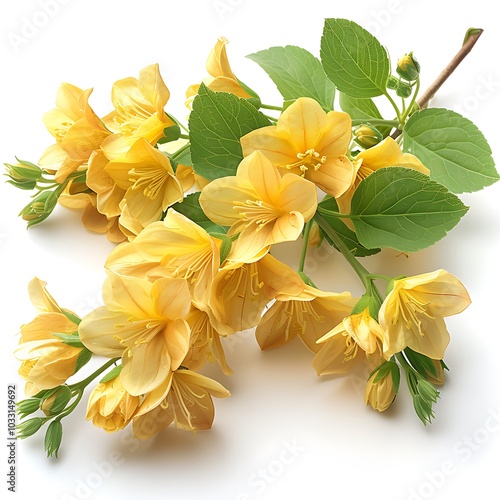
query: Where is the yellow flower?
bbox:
[58,177,126,243]
[337,137,430,221]
[312,308,383,375]
[86,375,140,433]
[105,138,183,230]
[133,369,230,439]
[130,210,221,304]
[40,83,110,182]
[186,37,252,105]
[256,285,356,353]
[15,278,84,396]
[241,97,354,197]
[79,274,192,396]
[209,254,305,334]
[200,151,318,263]
[364,370,397,412]
[103,64,173,142]
[379,270,471,360]
[101,64,174,161]
[182,305,233,376]
[86,150,126,220]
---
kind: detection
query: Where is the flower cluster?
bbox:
[8,19,496,457]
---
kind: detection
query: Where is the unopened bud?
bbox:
[17,417,45,438]
[41,386,72,417]
[396,52,420,81]
[44,420,63,458]
[364,369,397,412]
[4,161,42,190]
[353,125,383,148]
[396,81,412,98]
[387,75,399,90]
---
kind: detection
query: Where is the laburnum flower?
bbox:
[86,375,140,433]
[40,83,110,182]
[312,308,384,375]
[200,151,318,263]
[364,370,397,412]
[102,64,174,159]
[14,278,85,396]
[336,137,430,221]
[186,37,252,105]
[240,97,354,198]
[79,274,192,396]
[105,138,183,230]
[133,369,230,439]
[379,270,471,360]
[209,254,305,334]
[256,285,356,353]
[131,210,221,304]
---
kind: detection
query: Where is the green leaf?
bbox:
[403,108,498,193]
[350,167,469,252]
[61,309,81,326]
[100,365,123,384]
[321,18,390,98]
[298,271,317,289]
[171,192,227,233]
[157,123,181,144]
[52,332,83,348]
[74,348,92,373]
[317,197,380,257]
[189,84,271,180]
[247,45,335,111]
[404,348,438,379]
[209,232,232,264]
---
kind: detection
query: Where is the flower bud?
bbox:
[387,75,399,90]
[44,420,63,458]
[16,398,41,419]
[19,190,57,227]
[364,368,397,412]
[427,360,446,386]
[17,417,45,438]
[396,81,412,98]
[4,161,42,190]
[353,125,384,149]
[396,52,420,81]
[41,386,73,417]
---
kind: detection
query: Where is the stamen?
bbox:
[285,149,327,174]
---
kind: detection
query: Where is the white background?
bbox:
[1,1,499,499]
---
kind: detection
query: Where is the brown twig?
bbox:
[391,29,484,139]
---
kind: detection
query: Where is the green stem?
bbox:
[383,91,403,124]
[298,221,312,273]
[260,103,284,111]
[314,213,370,289]
[69,358,119,392]
[400,78,420,123]
[170,142,190,162]
[179,133,189,140]
[351,119,400,127]
[263,113,278,123]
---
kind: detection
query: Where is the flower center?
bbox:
[285,149,326,175]
[129,166,167,199]
[233,199,282,232]
[397,291,433,336]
